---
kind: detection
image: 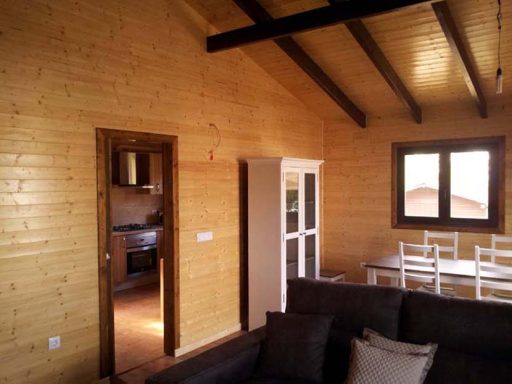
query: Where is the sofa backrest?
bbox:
[286,279,406,383]
[400,290,512,383]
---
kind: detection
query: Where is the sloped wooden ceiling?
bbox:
[185,0,511,125]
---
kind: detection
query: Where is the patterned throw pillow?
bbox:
[363,328,437,383]
[346,338,430,384]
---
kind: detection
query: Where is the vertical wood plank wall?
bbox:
[323,104,511,284]
[0,1,322,383]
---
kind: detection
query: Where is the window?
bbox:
[392,137,505,233]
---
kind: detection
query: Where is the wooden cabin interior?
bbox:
[0,0,511,383]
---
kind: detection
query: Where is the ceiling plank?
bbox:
[207,0,436,53]
[234,0,366,128]
[432,1,487,118]
[345,20,422,124]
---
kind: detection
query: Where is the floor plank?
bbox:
[114,283,163,374]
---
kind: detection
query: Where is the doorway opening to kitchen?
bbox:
[96,129,179,378]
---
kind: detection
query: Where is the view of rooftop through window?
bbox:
[404,151,489,219]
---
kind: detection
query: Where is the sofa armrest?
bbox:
[146,327,265,384]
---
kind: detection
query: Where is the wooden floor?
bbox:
[114,283,163,374]
[112,331,244,384]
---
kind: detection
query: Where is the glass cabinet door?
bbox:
[285,172,300,235]
[304,172,316,231]
[283,168,319,281]
[286,238,299,280]
[284,171,301,282]
[304,234,317,278]
[303,171,318,278]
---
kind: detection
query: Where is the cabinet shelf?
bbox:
[286,256,315,268]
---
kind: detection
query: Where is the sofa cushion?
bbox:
[346,338,430,384]
[243,379,314,384]
[254,312,333,384]
[423,347,511,384]
[363,328,437,384]
[145,328,265,384]
[286,279,406,383]
[400,290,512,383]
[243,378,313,384]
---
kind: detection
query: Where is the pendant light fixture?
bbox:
[496,0,503,94]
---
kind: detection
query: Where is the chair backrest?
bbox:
[423,230,459,259]
[399,241,440,294]
[491,234,512,263]
[474,246,512,300]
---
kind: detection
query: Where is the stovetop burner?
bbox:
[112,223,159,232]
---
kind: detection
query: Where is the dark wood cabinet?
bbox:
[112,235,127,285]
[150,153,163,195]
[157,229,164,273]
[112,229,163,290]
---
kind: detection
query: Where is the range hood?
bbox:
[116,152,152,188]
[119,152,138,186]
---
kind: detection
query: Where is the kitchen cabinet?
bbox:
[112,234,127,285]
[156,229,164,274]
[246,157,323,330]
[112,228,163,291]
[149,153,163,195]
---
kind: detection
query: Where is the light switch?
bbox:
[197,231,213,243]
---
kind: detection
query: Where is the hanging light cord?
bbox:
[497,0,502,69]
[496,0,503,94]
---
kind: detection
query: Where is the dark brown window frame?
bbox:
[392,136,505,233]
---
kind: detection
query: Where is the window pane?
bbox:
[305,234,316,278]
[450,151,489,219]
[404,154,439,217]
[304,173,316,230]
[286,238,299,280]
[285,172,299,234]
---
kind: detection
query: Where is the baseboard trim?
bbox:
[174,323,242,357]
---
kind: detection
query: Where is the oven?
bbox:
[126,232,157,275]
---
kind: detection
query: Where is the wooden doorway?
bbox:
[96,128,179,378]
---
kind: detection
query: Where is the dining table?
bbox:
[362,255,498,287]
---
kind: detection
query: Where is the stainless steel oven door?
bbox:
[127,247,157,275]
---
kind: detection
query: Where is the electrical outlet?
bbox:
[196,231,213,243]
[48,336,61,350]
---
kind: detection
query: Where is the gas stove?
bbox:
[112,223,159,232]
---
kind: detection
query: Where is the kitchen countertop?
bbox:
[112,226,163,236]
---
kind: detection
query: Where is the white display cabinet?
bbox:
[247,157,323,330]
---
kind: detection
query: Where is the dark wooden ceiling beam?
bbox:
[207,0,436,53]
[234,0,366,128]
[345,20,422,124]
[432,1,487,118]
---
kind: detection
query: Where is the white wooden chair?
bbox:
[475,246,512,303]
[421,231,458,296]
[399,242,440,294]
[423,230,459,259]
[491,234,512,262]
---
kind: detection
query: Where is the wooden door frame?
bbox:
[96,128,180,378]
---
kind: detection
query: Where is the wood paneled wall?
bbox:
[0,1,322,383]
[323,102,512,285]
